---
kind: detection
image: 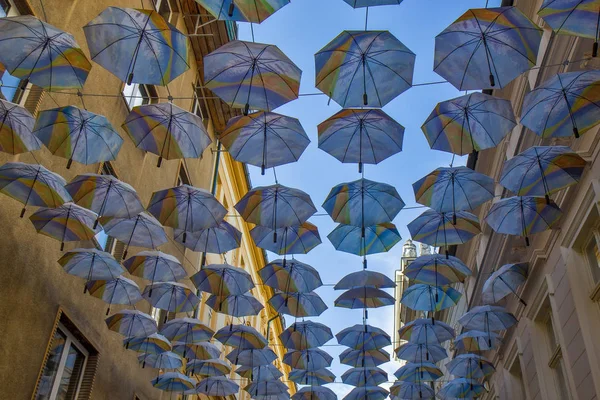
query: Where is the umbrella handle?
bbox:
[157,156,163,168]
[594,42,598,58]
[363,93,368,106]
[228,0,235,17]
[66,158,73,169]
[244,103,250,116]
[489,74,495,87]
[525,236,530,247]
[573,127,580,138]
[20,208,26,218]
[182,231,187,244]
[261,164,266,175]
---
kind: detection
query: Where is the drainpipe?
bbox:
[265,313,281,342]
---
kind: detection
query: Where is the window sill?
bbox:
[589,281,600,302]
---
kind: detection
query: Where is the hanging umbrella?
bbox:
[0,15,91,90]
[124,251,187,292]
[0,99,41,154]
[412,166,495,220]
[204,40,301,114]
[214,324,267,350]
[269,292,328,317]
[318,108,404,172]
[315,30,415,108]
[520,70,600,138]
[328,222,401,259]
[293,386,337,400]
[394,342,448,364]
[102,212,168,259]
[390,381,435,400]
[334,270,396,290]
[122,102,212,167]
[245,381,289,396]
[125,333,171,355]
[173,342,221,360]
[142,282,200,317]
[159,317,214,345]
[289,368,336,386]
[251,222,322,255]
[279,321,333,350]
[105,310,157,338]
[236,365,283,381]
[323,178,405,229]
[259,259,323,293]
[403,254,472,286]
[500,146,586,202]
[191,263,254,296]
[206,293,264,317]
[34,106,123,169]
[59,248,125,283]
[221,111,309,175]
[86,276,142,314]
[339,348,390,367]
[397,318,455,345]
[187,359,231,377]
[485,196,562,246]
[30,203,101,250]
[283,349,333,370]
[458,305,518,344]
[195,0,289,23]
[400,284,462,312]
[342,367,387,387]
[253,394,290,400]
[482,262,529,305]
[454,330,502,352]
[421,92,517,156]
[438,378,485,399]
[227,348,278,367]
[0,162,71,217]
[139,351,183,370]
[152,372,196,392]
[174,221,242,254]
[343,386,388,400]
[394,362,443,382]
[188,376,239,396]
[446,354,495,379]
[335,287,395,309]
[434,6,542,90]
[336,324,391,350]
[84,7,188,85]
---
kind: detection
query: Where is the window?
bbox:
[0,0,25,103]
[152,0,177,22]
[122,83,156,110]
[95,162,117,252]
[584,230,600,284]
[508,357,527,400]
[192,87,210,128]
[542,309,572,400]
[177,163,191,186]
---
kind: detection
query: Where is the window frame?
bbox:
[152,0,177,23]
[122,83,157,111]
[584,228,600,300]
[540,306,572,400]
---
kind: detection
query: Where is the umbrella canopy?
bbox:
[458,305,518,333]
[236,365,283,381]
[206,293,264,317]
[323,178,405,227]
[482,262,529,305]
[520,70,600,138]
[343,387,388,400]
[124,251,187,287]
[105,309,157,338]
[289,368,336,386]
[283,349,333,370]
[407,209,481,253]
[279,321,334,350]
[188,376,239,396]
[142,282,200,314]
[30,203,101,250]
[446,354,495,379]
[315,30,415,108]
[227,348,278,367]
[34,106,123,169]
[152,372,196,392]
[390,381,434,400]
[259,259,323,293]
[159,317,214,345]
[84,7,188,85]
[0,162,71,217]
[245,380,289,397]
[187,359,231,377]
[453,330,501,352]
[214,324,267,350]
[394,342,448,364]
[397,318,455,344]
[438,378,485,399]
[124,333,171,355]
[0,99,41,154]
[204,40,301,114]
[421,92,516,156]
[195,0,289,23]
[336,324,391,350]
[191,263,254,296]
[293,386,337,400]
[334,270,396,290]
[139,351,183,370]
[340,348,390,367]
[342,367,387,387]
[173,342,221,360]
[394,362,443,382]
[318,109,404,172]
[328,222,401,257]
[221,111,309,175]
[86,276,142,313]
[485,196,562,246]
[122,103,212,167]
[403,254,472,286]
[251,222,321,255]
[174,221,242,254]
[335,287,395,309]
[102,212,168,259]
[434,6,542,90]
[400,284,462,312]
[269,292,328,317]
[253,394,290,400]
[59,248,124,281]
[342,0,402,7]
[0,16,91,90]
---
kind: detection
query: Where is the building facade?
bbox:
[0,0,291,399]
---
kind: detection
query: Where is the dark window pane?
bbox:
[35,330,67,400]
[56,344,85,399]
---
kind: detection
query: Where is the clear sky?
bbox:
[236,0,501,395]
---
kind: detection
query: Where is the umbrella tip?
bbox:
[261,165,265,175]
[573,127,580,139]
[244,103,250,116]
[489,74,495,87]
[593,42,598,58]
[363,93,368,106]
[157,157,163,168]
[66,158,73,169]
[20,208,26,218]
[127,73,134,85]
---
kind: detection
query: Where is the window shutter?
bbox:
[111,240,126,260]
[22,84,45,116]
[31,310,62,399]
[77,354,99,399]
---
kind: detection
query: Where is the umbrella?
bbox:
[485,196,562,246]
[227,348,278,367]
[279,321,333,350]
[0,15,91,90]
[438,378,485,399]
[323,178,405,229]
[251,222,322,255]
[206,293,264,317]
[221,111,309,175]
[482,262,529,306]
[421,92,517,156]
[335,287,395,309]
[142,282,200,317]
[339,348,390,367]
[204,40,301,114]
[84,7,188,85]
[446,354,495,379]
[253,395,290,400]
[174,221,242,254]
[318,108,404,172]
[66,174,144,227]
[500,146,585,202]
[173,342,221,360]
[159,317,214,345]
[520,70,600,138]
[269,292,328,317]
[124,333,171,355]
[328,223,401,260]
[394,342,448,363]
[34,106,123,169]
[188,376,239,396]
[139,351,183,370]
[289,368,336,385]
[390,381,435,400]
[30,203,101,250]
[187,359,231,377]
[342,367,387,387]
[0,99,41,154]
[434,6,542,90]
[147,184,227,235]
[283,349,333,370]
[195,0,289,23]
[336,324,391,350]
[122,102,212,167]
[412,167,495,220]
[259,259,323,293]
[343,387,388,400]
[458,305,518,344]
[400,284,462,312]
[315,31,415,108]
[0,162,70,217]
[403,254,472,286]
[105,309,157,338]
[397,318,455,344]
[293,386,337,400]
[236,365,283,381]
[124,251,187,291]
[86,276,142,314]
[102,212,168,259]
[214,324,267,350]
[334,270,396,289]
[191,263,254,296]
[152,372,196,392]
[245,381,289,396]
[394,362,443,382]
[59,248,125,283]
[453,330,501,352]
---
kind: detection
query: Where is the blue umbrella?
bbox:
[251,221,322,255]
[269,292,327,317]
[341,367,387,387]
[394,362,442,382]
[227,348,277,367]
[458,305,518,333]
[237,365,283,381]
[283,349,333,370]
[194,0,290,23]
[187,359,231,377]
[339,348,390,367]
[343,387,388,400]
[482,262,529,305]
[0,99,41,154]
[86,276,142,315]
[253,394,290,400]
[336,324,391,350]
[400,284,462,312]
[328,222,401,262]
[124,251,187,290]
[58,248,124,282]
[438,378,485,399]
[259,259,323,293]
[453,330,502,352]
[289,368,336,386]
[390,381,435,400]
[174,221,242,254]
[342,0,402,8]
[188,376,239,396]
[245,381,289,397]
[335,287,395,309]
[138,351,183,370]
[394,342,448,363]
[446,354,495,379]
[124,333,171,355]
[403,254,472,286]
[214,324,267,350]
[397,318,455,345]
[173,342,221,360]
[279,321,333,350]
[152,372,196,392]
[293,387,337,400]
[192,263,254,296]
[334,270,396,289]
[142,282,200,315]
[102,212,168,259]
[159,317,214,345]
[105,309,157,338]
[206,293,264,317]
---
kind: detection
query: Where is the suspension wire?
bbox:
[39,0,49,21]
[250,23,255,42]
[272,167,279,184]
[365,7,369,31]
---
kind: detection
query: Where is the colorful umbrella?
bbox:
[400,284,462,311]
[289,368,335,386]
[279,321,333,350]
[84,7,189,85]
[336,324,391,350]
[453,330,501,352]
[335,287,395,309]
[421,92,517,156]
[339,348,390,367]
[0,99,41,154]
[204,40,301,114]
[105,310,157,338]
[434,6,542,90]
[259,259,323,293]
[206,293,264,317]
[236,365,283,381]
[102,212,168,259]
[30,203,101,250]
[485,196,562,246]
[283,349,333,370]
[124,333,171,355]
[342,367,387,387]
[227,348,278,367]
[458,305,518,336]
[397,318,455,345]
[173,342,221,360]
[394,342,448,364]
[174,221,242,254]
[315,31,415,108]
[334,270,396,290]
[152,372,196,392]
[214,324,267,350]
[438,378,485,399]
[221,111,309,175]
[446,354,495,379]
[520,70,600,138]
[124,251,187,291]
[343,386,388,400]
[318,108,404,172]
[269,292,328,317]
[245,380,289,397]
[253,394,290,400]
[187,359,231,377]
[159,317,214,345]
[251,222,322,255]
[86,276,142,314]
[482,262,529,306]
[293,386,337,400]
[34,106,123,169]
[403,254,472,286]
[191,263,254,296]
[188,376,239,396]
[142,282,200,316]
[0,15,91,90]
[122,102,212,167]
[59,248,124,282]
[328,222,401,259]
[390,382,434,400]
[0,162,71,217]
[342,0,403,9]
[139,351,183,370]
[394,362,443,382]
[195,0,289,23]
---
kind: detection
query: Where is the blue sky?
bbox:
[236,0,501,395]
